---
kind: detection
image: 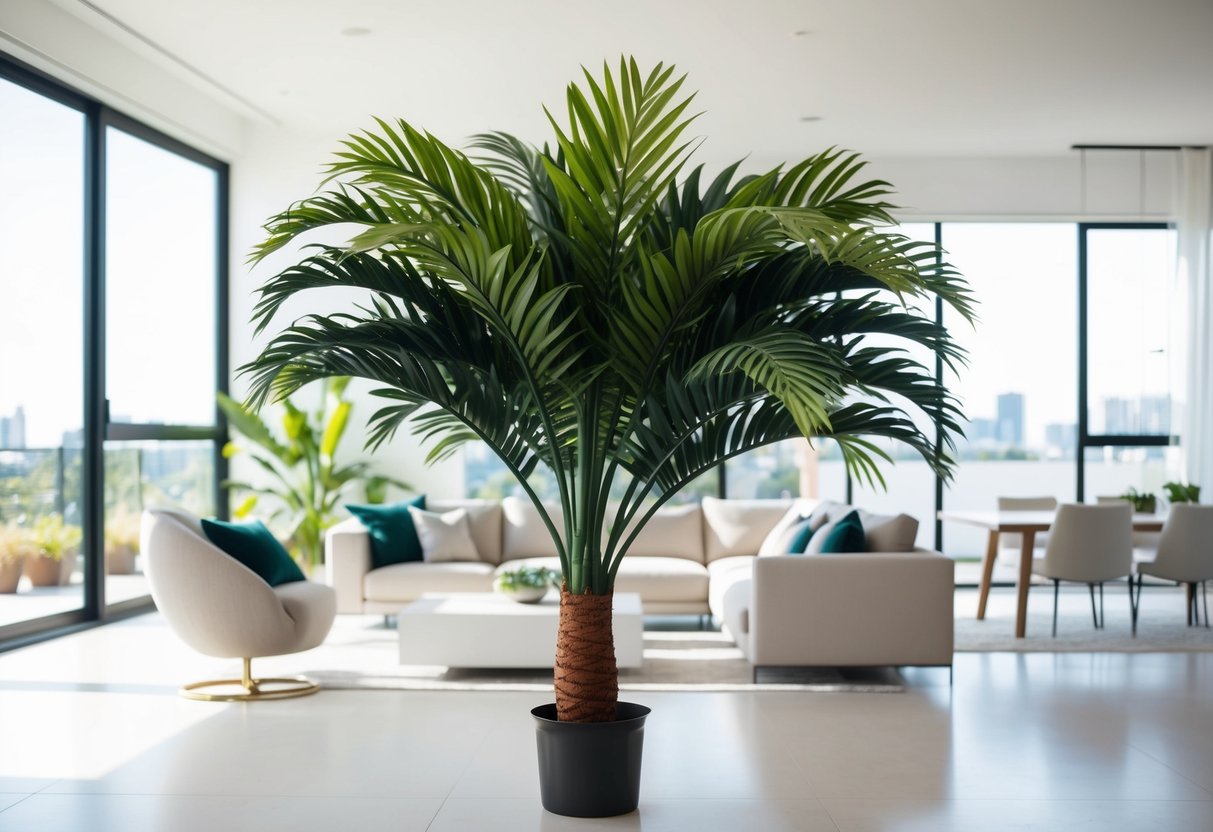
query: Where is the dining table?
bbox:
[937,509,1166,638]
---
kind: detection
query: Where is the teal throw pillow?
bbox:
[347,495,426,569]
[785,518,816,553]
[818,510,867,554]
[201,518,306,586]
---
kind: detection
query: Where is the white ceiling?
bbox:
[56,0,1213,164]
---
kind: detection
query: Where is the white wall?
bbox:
[0,0,247,159]
[229,126,466,500]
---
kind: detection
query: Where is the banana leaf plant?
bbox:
[218,377,409,569]
[242,59,974,721]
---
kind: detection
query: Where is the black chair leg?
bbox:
[1053,579,1060,637]
[1129,575,1138,637]
[1098,582,1104,629]
[1088,583,1098,629]
[1203,581,1209,629]
[1188,583,1196,627]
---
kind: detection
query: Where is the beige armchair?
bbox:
[1031,503,1133,636]
[141,508,337,701]
[1132,504,1213,632]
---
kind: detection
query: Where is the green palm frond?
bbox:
[242,57,975,596]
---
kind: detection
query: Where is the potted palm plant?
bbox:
[242,58,971,816]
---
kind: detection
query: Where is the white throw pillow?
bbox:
[758,505,825,557]
[408,507,481,562]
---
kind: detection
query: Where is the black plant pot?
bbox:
[531,701,651,817]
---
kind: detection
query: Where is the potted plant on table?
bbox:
[241,58,972,817]
[1162,481,1200,504]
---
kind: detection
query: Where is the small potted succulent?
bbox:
[25,515,83,587]
[493,566,560,604]
[1162,481,1200,504]
[0,522,36,594]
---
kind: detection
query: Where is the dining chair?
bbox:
[1096,495,1161,550]
[1030,503,1133,636]
[996,496,1057,567]
[1132,503,1213,634]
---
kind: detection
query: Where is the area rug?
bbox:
[307,631,904,693]
[953,587,1213,652]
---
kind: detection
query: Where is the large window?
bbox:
[0,55,227,646]
[459,220,1181,574]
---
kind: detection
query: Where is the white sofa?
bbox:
[325,496,954,669]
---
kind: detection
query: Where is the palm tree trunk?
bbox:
[554,586,618,722]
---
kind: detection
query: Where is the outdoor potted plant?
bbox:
[218,376,410,572]
[104,511,141,575]
[0,522,36,594]
[25,514,82,587]
[241,58,971,817]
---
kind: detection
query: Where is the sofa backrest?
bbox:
[608,503,705,562]
[430,499,504,564]
[700,497,796,562]
[500,496,564,562]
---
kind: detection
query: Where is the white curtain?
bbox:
[1175,147,1213,493]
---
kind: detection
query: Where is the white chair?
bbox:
[1096,495,1161,550]
[1132,504,1213,633]
[996,496,1057,567]
[142,508,337,701]
[1030,503,1133,636]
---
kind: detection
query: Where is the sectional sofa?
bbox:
[325,496,954,669]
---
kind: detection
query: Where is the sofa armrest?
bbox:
[326,517,372,614]
[749,549,954,667]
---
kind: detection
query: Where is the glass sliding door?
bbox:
[0,53,228,648]
[102,119,225,611]
[940,223,1078,558]
[0,76,88,629]
[1079,224,1177,500]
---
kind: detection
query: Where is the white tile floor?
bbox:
[0,592,1210,831]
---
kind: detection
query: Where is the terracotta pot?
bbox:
[0,557,24,593]
[106,544,136,575]
[25,549,78,587]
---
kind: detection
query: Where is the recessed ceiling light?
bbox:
[341,27,372,37]
[793,29,814,37]
[799,116,823,122]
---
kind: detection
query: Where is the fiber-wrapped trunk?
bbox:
[554,587,618,722]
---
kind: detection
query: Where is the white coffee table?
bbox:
[398,592,644,668]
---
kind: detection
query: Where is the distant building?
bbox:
[966,417,998,444]
[996,393,1024,447]
[1045,422,1077,454]
[1102,395,1171,435]
[1139,395,1171,435]
[0,406,26,449]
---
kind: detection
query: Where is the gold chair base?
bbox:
[180,658,320,702]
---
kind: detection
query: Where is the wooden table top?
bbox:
[937,509,1166,533]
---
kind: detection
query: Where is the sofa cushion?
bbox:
[499,556,709,603]
[501,496,564,562]
[817,510,867,553]
[707,556,755,618]
[701,497,796,562]
[757,503,825,557]
[610,504,705,562]
[201,518,306,587]
[347,495,426,569]
[363,561,496,603]
[860,511,920,552]
[430,499,503,564]
[409,507,481,562]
